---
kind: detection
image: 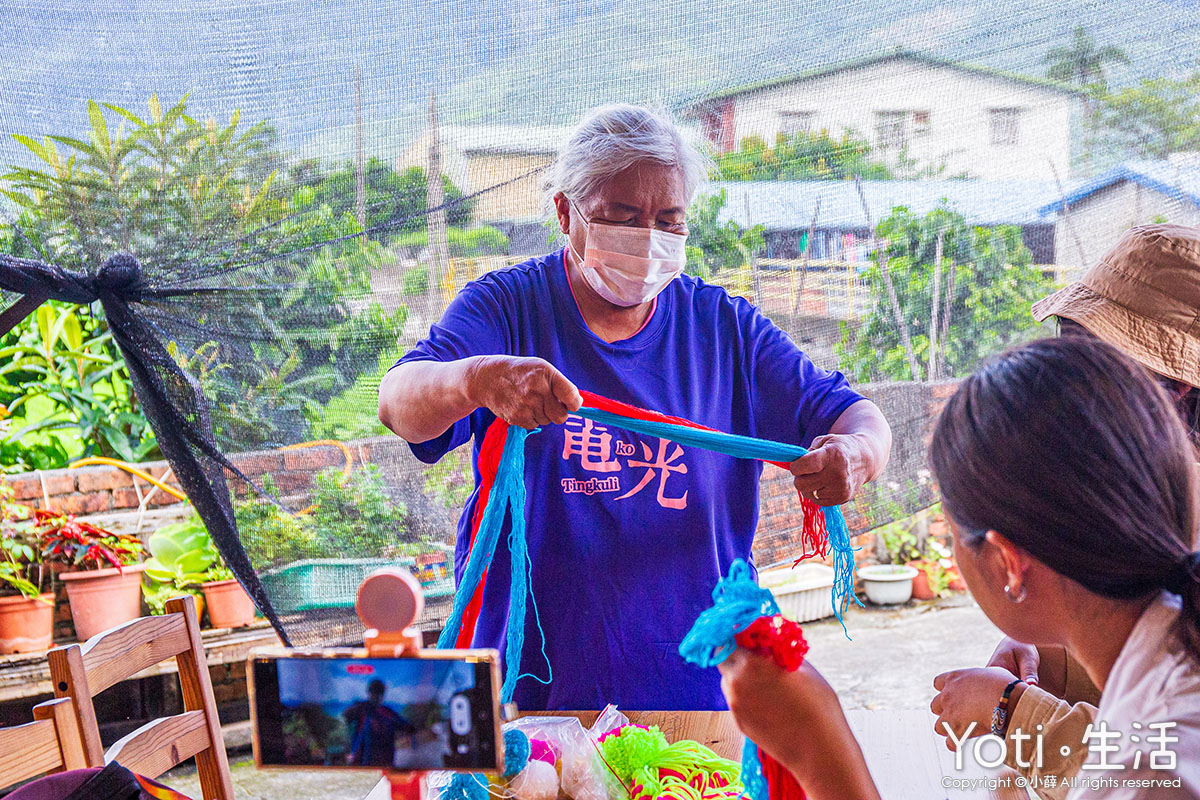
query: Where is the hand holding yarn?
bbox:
[680,560,811,800]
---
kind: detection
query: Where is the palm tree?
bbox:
[1045,26,1129,92]
[1045,26,1130,171]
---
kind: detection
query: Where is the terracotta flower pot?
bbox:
[906,560,936,601]
[0,593,54,654]
[59,564,147,642]
[202,579,257,629]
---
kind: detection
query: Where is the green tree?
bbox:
[310,158,472,238]
[1099,75,1200,159]
[681,190,763,281]
[715,131,894,182]
[836,204,1051,382]
[684,189,765,280]
[1044,26,1129,92]
[1,94,407,458]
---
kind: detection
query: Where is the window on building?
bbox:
[779,111,815,137]
[989,108,1022,146]
[912,110,931,136]
[875,111,908,150]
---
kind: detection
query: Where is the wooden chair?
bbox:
[0,697,88,789]
[48,595,234,800]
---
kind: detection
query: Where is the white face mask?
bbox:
[568,201,687,307]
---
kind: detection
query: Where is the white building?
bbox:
[684,49,1079,182]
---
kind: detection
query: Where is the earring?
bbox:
[1004,584,1027,604]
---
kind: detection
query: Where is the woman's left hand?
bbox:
[931,667,1025,750]
[789,433,872,506]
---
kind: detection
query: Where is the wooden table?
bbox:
[364,710,1029,800]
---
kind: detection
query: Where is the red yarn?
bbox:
[733,615,809,671]
[761,748,806,800]
[795,496,829,563]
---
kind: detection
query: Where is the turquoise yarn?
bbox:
[437,426,551,704]
[679,559,779,800]
[444,773,489,800]
[678,560,779,668]
[578,406,863,628]
[503,728,531,778]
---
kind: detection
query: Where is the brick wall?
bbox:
[752,378,961,568]
[6,436,419,516]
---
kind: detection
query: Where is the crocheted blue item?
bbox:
[679,559,780,800]
[503,728,531,778]
[444,773,488,800]
[577,406,862,628]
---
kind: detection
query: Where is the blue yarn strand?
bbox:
[437,426,531,652]
[578,406,859,632]
[438,425,551,704]
[740,739,769,800]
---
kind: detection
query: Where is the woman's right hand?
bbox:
[986,637,1040,686]
[465,355,583,429]
[720,652,881,800]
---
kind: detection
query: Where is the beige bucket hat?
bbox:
[1032,224,1200,388]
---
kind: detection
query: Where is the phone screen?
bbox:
[251,652,501,771]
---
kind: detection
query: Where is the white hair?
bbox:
[544,104,711,216]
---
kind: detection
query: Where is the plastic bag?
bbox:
[503,716,609,800]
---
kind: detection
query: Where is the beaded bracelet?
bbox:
[990,679,1024,736]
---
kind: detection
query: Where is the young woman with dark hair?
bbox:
[944,224,1200,799]
[719,336,1200,799]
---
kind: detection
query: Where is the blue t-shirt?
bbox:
[396,249,864,710]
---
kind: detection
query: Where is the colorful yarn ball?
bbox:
[510,758,559,800]
[597,725,669,782]
[444,773,488,800]
[503,728,531,778]
[734,614,809,672]
[528,738,559,766]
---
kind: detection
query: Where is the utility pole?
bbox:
[355,66,365,231]
[426,90,450,308]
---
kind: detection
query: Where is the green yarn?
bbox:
[598,725,743,800]
[599,725,670,782]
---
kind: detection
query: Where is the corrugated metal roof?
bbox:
[1036,160,1200,215]
[705,179,1070,231]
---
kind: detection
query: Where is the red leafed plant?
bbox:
[34,510,144,571]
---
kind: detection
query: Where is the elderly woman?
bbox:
[378,105,890,711]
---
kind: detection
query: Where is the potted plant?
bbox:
[0,485,53,654]
[144,515,257,628]
[142,517,212,619]
[37,510,145,641]
[200,564,258,629]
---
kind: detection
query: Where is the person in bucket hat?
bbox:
[934,224,1200,800]
[1034,223,1200,438]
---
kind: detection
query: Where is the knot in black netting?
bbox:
[93,252,144,300]
[0,252,145,307]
